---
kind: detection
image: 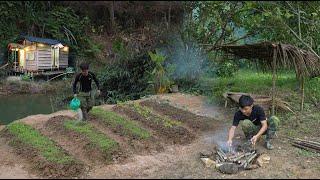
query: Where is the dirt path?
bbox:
[0,93,319,178]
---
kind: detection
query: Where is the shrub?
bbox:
[98,53,155,104]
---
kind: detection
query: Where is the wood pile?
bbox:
[215,147,259,171]
[287,137,320,153]
[223,92,293,114]
[199,142,269,174]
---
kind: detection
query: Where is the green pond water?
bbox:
[0,94,64,125]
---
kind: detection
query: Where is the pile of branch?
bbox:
[287,137,320,153]
[223,92,294,113]
[215,148,258,170]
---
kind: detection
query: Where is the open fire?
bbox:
[200,141,269,174]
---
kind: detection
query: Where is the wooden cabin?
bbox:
[7,36,69,75]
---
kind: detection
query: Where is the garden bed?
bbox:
[90,107,163,153]
[112,102,196,145]
[140,100,215,131]
[0,122,85,178]
[44,116,123,164]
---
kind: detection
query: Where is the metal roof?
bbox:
[20,35,65,45]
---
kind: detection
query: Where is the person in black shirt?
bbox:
[73,63,100,120]
[227,95,279,150]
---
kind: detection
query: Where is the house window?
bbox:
[26,52,35,60]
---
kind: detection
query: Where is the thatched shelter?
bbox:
[216,41,320,114]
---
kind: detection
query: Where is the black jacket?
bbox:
[72,72,100,94]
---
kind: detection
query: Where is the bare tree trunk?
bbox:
[168,3,171,29]
[272,48,277,116]
[42,24,45,37]
[298,6,305,112]
[300,77,305,111]
[110,1,115,33]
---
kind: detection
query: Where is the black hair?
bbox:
[79,62,89,70]
[239,95,254,108]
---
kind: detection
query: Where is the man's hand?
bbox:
[74,94,77,98]
[250,135,259,145]
[97,90,101,96]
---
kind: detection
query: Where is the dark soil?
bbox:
[0,127,85,179]
[88,114,164,155]
[44,116,124,165]
[140,100,216,131]
[112,105,196,145]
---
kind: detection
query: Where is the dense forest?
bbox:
[0,1,320,178]
[1,1,320,103]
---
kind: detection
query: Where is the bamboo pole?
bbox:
[300,76,305,111]
[272,47,277,116]
[298,7,305,112]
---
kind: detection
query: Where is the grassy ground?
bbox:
[6,122,75,164]
[90,107,151,139]
[197,69,320,144]
[63,120,119,154]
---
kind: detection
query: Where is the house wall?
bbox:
[15,40,69,72]
[59,48,68,69]
[25,44,37,71]
[37,44,53,70]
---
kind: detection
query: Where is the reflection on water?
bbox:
[0,94,64,125]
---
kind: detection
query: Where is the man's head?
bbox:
[80,63,89,76]
[239,95,254,116]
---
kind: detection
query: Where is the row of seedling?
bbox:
[112,102,195,144]
[0,122,85,178]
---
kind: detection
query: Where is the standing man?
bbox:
[227,95,279,150]
[73,62,101,120]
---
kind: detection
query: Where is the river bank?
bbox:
[0,78,72,96]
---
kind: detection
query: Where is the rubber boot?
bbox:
[81,107,88,121]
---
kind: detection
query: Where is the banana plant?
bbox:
[148,50,172,94]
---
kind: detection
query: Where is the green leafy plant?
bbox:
[125,102,182,128]
[148,50,172,94]
[21,74,32,81]
[98,53,155,104]
[63,120,119,154]
[91,107,151,139]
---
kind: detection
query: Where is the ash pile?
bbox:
[200,142,270,174]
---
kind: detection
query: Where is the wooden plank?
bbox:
[38,60,51,62]
[38,51,51,54]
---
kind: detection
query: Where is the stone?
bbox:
[218,163,239,174]
[200,158,216,168]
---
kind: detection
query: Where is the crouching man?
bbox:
[72,63,101,120]
[227,95,279,150]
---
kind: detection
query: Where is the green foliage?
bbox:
[123,102,182,128]
[97,53,155,104]
[297,149,320,157]
[196,69,298,104]
[21,74,32,81]
[186,1,320,55]
[305,77,320,106]
[148,50,172,93]
[63,120,119,153]
[6,122,74,164]
[90,107,151,139]
[215,59,239,77]
[0,2,100,62]
[112,38,129,59]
